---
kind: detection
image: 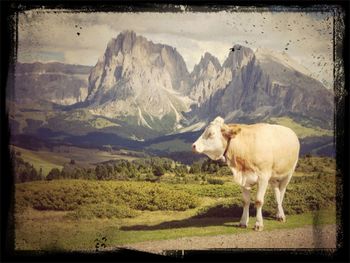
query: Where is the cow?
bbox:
[192,116,300,231]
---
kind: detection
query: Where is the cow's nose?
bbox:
[192,144,197,152]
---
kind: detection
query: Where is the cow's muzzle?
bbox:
[192,143,198,153]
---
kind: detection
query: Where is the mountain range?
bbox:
[8,30,334,156]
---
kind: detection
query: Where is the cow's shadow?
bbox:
[121,204,274,231]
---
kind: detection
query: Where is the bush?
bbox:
[174,184,241,198]
[15,180,200,212]
[16,180,122,211]
[114,183,199,211]
[153,166,165,177]
[196,175,336,218]
[207,178,225,185]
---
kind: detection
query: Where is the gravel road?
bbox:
[120,224,337,255]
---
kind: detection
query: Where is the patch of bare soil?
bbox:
[120,224,337,255]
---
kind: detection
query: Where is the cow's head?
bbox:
[192,116,240,161]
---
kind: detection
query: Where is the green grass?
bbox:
[13,155,336,251]
[14,172,336,251]
[15,206,336,251]
[268,117,333,138]
[146,139,190,152]
[11,145,140,176]
[12,146,65,176]
[89,117,120,129]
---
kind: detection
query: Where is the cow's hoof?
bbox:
[239,223,248,228]
[253,225,264,231]
[276,216,286,222]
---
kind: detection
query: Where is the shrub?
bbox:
[207,178,225,185]
[189,162,201,174]
[16,180,200,212]
[114,183,199,211]
[194,173,335,218]
[174,184,241,198]
[16,180,123,211]
[153,166,165,177]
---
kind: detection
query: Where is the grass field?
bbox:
[14,165,336,251]
[146,139,190,152]
[11,145,140,176]
[12,149,336,252]
[268,117,333,138]
[15,202,336,251]
[12,146,65,176]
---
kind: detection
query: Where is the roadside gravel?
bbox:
[120,224,337,254]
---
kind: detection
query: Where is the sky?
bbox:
[18,7,334,88]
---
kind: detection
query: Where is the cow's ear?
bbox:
[212,116,224,126]
[221,124,241,139]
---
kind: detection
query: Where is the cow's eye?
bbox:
[207,132,213,138]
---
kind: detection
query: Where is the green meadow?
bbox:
[14,155,336,251]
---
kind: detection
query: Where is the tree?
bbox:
[153,165,165,177]
[39,167,43,180]
[73,169,83,179]
[95,165,108,180]
[47,168,61,181]
[29,167,39,181]
[12,154,41,183]
[189,162,201,174]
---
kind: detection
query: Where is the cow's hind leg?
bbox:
[239,187,250,228]
[276,174,293,222]
[273,185,285,222]
[254,176,269,231]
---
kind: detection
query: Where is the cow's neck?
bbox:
[223,137,231,161]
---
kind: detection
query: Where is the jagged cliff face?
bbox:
[188,46,333,129]
[13,62,91,106]
[85,31,192,131]
[62,33,333,132]
[189,52,231,105]
[10,32,334,140]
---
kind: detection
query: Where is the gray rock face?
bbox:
[189,52,226,104]
[11,34,334,140]
[188,46,333,129]
[85,30,192,132]
[13,62,91,105]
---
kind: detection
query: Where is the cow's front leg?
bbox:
[239,187,250,228]
[254,177,269,231]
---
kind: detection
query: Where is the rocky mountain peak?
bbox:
[200,52,221,71]
[84,31,192,134]
[12,35,334,142]
[223,45,255,70]
[189,44,333,130]
[188,52,230,104]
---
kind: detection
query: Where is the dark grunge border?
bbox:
[0,1,349,262]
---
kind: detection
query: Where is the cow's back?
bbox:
[231,123,300,176]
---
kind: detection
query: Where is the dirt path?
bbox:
[120,224,337,255]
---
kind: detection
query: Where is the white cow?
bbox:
[192,116,300,231]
